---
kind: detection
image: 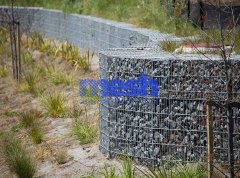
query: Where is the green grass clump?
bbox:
[24,70,44,96]
[69,103,83,118]
[73,117,98,145]
[4,109,18,117]
[73,50,93,72]
[3,134,36,178]
[161,40,180,52]
[22,51,33,64]
[20,109,41,128]
[55,42,92,72]
[235,28,240,54]
[11,123,23,133]
[102,164,118,178]
[121,157,135,178]
[29,124,43,144]
[42,93,65,117]
[21,112,35,128]
[50,72,74,86]
[0,66,8,77]
[20,110,43,144]
[55,150,68,164]
[139,161,207,178]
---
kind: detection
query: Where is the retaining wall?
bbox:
[0,6,183,52]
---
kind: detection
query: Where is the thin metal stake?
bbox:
[206,101,213,178]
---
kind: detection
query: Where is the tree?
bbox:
[182,1,240,177]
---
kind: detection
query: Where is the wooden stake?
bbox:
[206,101,213,178]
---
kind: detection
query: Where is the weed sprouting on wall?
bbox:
[160,40,180,52]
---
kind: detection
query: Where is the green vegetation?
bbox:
[55,42,92,72]
[4,109,18,117]
[69,103,83,118]
[121,157,135,178]
[138,161,207,178]
[73,117,98,144]
[29,124,43,144]
[101,157,207,178]
[161,40,180,52]
[1,0,197,37]
[3,134,36,178]
[55,150,68,164]
[42,92,66,117]
[20,110,44,144]
[23,70,44,96]
[21,51,34,64]
[73,50,93,72]
[11,123,23,132]
[0,66,8,77]
[102,164,118,178]
[20,110,41,127]
[49,70,74,86]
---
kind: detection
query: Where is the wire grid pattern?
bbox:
[99,53,240,167]
[1,6,240,167]
[0,7,186,53]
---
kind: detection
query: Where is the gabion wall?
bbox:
[1,6,240,167]
[99,48,240,166]
[0,6,183,52]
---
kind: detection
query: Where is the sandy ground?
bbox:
[0,49,120,178]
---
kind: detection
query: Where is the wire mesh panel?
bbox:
[99,48,240,167]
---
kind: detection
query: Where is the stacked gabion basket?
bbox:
[99,48,240,166]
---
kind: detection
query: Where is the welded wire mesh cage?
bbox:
[99,48,240,167]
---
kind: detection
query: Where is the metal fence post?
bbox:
[206,101,213,178]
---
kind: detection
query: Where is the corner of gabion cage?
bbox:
[99,47,240,167]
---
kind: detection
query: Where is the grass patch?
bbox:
[138,161,207,178]
[0,66,8,77]
[102,164,118,178]
[11,123,23,133]
[55,42,92,72]
[21,51,33,64]
[50,71,74,86]
[4,109,18,117]
[20,110,43,144]
[121,157,135,178]
[20,109,41,128]
[235,28,240,54]
[69,103,83,118]
[3,133,36,178]
[161,40,180,52]
[73,117,98,145]
[23,70,44,96]
[73,50,93,72]
[55,150,68,164]
[29,124,44,144]
[42,92,66,117]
